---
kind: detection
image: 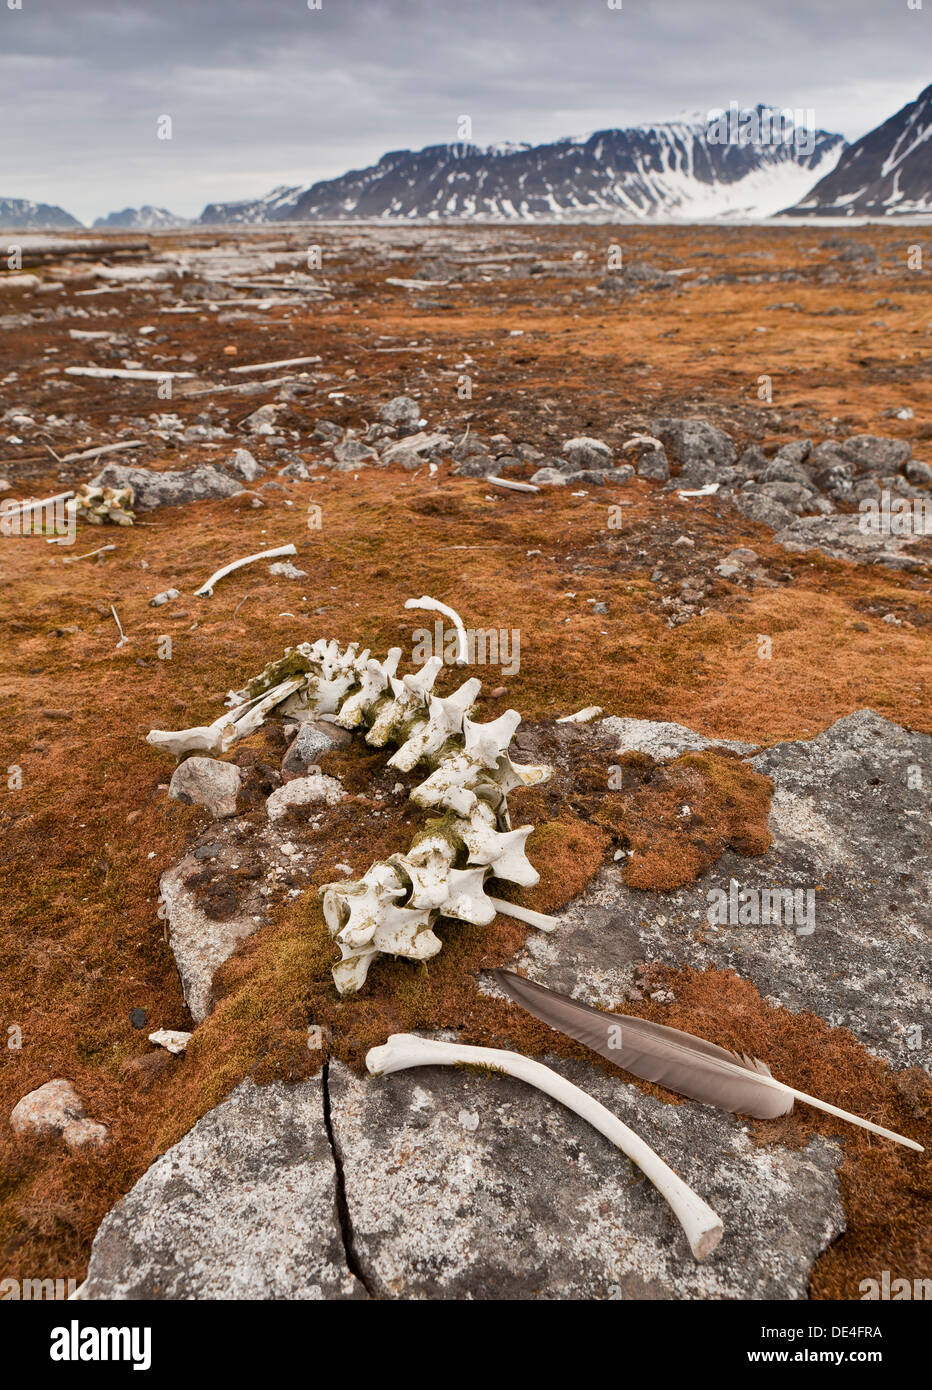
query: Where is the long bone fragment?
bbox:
[366,1033,724,1262]
[194,543,298,597]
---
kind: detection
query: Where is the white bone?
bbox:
[388,677,481,771]
[194,543,298,597]
[366,1034,724,1262]
[404,595,469,665]
[335,648,403,728]
[366,655,443,747]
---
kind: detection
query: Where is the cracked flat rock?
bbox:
[77,1078,365,1300]
[515,710,931,1070]
[328,1054,843,1299]
[775,513,932,571]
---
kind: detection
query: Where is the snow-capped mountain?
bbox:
[782,84,932,216]
[199,185,304,225]
[0,197,81,229]
[92,205,190,229]
[198,109,845,224]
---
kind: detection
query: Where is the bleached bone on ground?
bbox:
[194,543,298,597]
[147,676,304,758]
[366,1034,724,1262]
[321,787,545,994]
[487,476,539,493]
[404,595,469,665]
[147,621,553,992]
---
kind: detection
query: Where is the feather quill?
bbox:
[493,970,923,1153]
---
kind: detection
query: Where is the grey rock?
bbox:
[169,757,242,819]
[378,395,422,431]
[158,853,266,1023]
[148,588,179,608]
[225,448,264,482]
[453,454,497,478]
[268,560,307,579]
[813,461,856,503]
[733,491,796,530]
[329,1056,843,1299]
[381,430,452,469]
[774,439,812,465]
[759,459,812,488]
[78,1079,365,1300]
[279,460,312,480]
[561,436,613,469]
[776,513,931,570]
[529,466,568,487]
[904,459,932,486]
[736,445,768,478]
[652,417,736,471]
[282,720,352,780]
[757,480,816,513]
[90,463,242,510]
[311,420,344,444]
[333,437,378,466]
[840,435,911,475]
[636,446,670,481]
[532,712,930,1071]
[601,717,755,760]
[265,772,344,819]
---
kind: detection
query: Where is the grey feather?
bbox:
[493,969,793,1120]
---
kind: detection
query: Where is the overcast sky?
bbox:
[1,0,927,223]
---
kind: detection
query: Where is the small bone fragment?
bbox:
[110,604,129,648]
[195,543,298,597]
[486,476,539,493]
[227,355,322,374]
[486,897,559,931]
[65,367,196,381]
[148,1029,192,1055]
[556,706,603,723]
[366,1034,724,1262]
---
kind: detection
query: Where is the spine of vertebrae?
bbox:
[148,637,554,994]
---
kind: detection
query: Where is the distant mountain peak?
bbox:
[782,83,932,216]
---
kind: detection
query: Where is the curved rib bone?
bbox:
[366,1034,724,1263]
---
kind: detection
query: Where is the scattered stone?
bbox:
[149,588,180,607]
[169,757,242,819]
[378,395,422,431]
[333,438,378,467]
[636,447,670,481]
[601,717,755,760]
[380,430,453,469]
[839,435,911,475]
[281,720,352,780]
[529,466,568,486]
[225,448,264,482]
[265,772,344,819]
[733,492,796,531]
[242,404,282,436]
[10,1080,108,1154]
[561,436,612,469]
[269,560,307,579]
[652,417,736,471]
